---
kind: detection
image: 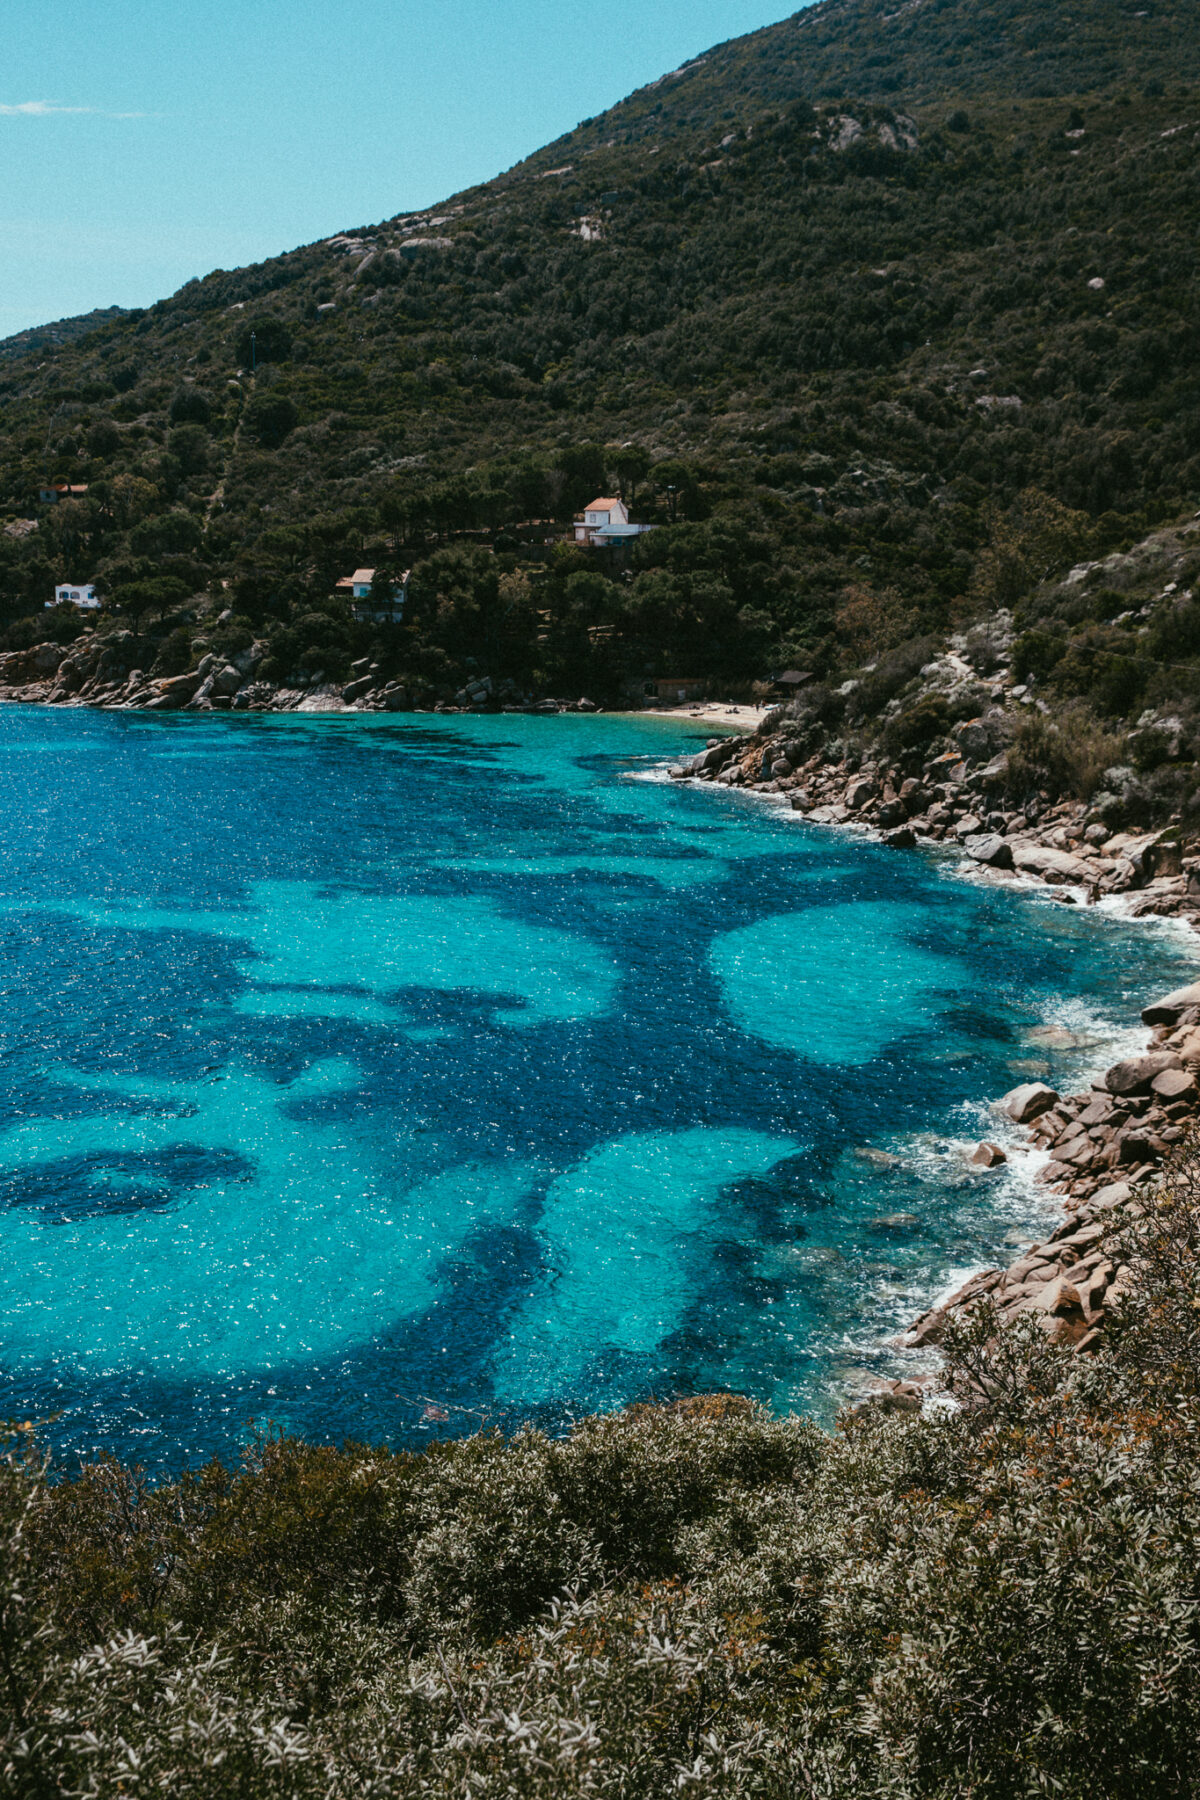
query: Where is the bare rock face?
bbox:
[1153,1066,1199,1102]
[966,832,1014,869]
[1105,1052,1182,1097]
[845,775,878,811]
[1142,982,1200,1027]
[1008,842,1091,884]
[970,1141,1008,1167]
[1003,1081,1060,1123]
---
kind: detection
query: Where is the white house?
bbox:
[48,582,100,610]
[336,567,409,621]
[573,497,654,547]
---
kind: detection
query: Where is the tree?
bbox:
[234,317,293,368]
[970,488,1094,613]
[608,443,652,506]
[168,388,212,426]
[245,393,298,449]
[86,420,120,460]
[111,575,190,632]
[167,424,210,477]
[555,444,609,514]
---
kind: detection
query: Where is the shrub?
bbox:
[245,393,299,449]
[1005,701,1125,799]
[882,691,952,756]
[168,387,213,426]
[150,625,194,676]
[234,317,293,367]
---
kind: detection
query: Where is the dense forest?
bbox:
[0,0,1197,723]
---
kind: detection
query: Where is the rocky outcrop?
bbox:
[0,634,601,718]
[906,973,1200,1355]
[669,726,1200,929]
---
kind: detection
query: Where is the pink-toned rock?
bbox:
[1003,1081,1060,1123]
[1105,1052,1181,1097]
[1141,982,1200,1026]
[970,1141,1008,1168]
[1151,1065,1198,1102]
[1031,1275,1085,1318]
[844,776,878,811]
[1009,842,1091,884]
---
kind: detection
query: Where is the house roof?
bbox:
[584,497,622,511]
[775,669,813,685]
[336,567,377,587]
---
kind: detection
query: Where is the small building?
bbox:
[38,484,88,505]
[573,497,654,547]
[48,582,100,610]
[771,669,813,695]
[645,676,707,705]
[336,567,409,622]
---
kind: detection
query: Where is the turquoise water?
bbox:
[0,704,1191,1470]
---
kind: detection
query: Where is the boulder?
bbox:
[1003,1081,1060,1123]
[694,739,737,774]
[341,675,374,703]
[156,671,201,700]
[882,825,916,849]
[966,832,1014,870]
[954,814,984,839]
[1150,838,1184,878]
[1151,1065,1198,1102]
[1141,981,1200,1027]
[845,775,878,811]
[1105,1052,1182,1097]
[970,1141,1008,1168]
[1009,842,1091,884]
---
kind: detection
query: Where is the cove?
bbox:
[0,703,1190,1471]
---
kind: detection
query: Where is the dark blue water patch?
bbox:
[0,704,1192,1472]
[4,1145,256,1222]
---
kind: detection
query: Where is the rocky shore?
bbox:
[0,633,601,716]
[670,720,1200,1379]
[7,628,1196,1376]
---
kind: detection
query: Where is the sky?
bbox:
[0,0,802,339]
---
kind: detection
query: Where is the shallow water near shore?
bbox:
[0,704,1191,1471]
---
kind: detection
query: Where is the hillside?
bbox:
[0,0,1197,745]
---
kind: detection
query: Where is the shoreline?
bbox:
[660,727,1200,1394]
[6,657,1197,1394]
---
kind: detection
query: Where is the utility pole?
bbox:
[250,331,257,374]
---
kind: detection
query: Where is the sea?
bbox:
[0,703,1191,1472]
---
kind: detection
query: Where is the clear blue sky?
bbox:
[0,0,802,338]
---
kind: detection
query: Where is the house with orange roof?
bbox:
[573,496,653,547]
[335,567,409,621]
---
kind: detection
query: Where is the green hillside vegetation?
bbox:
[5,1143,1200,1796]
[0,0,1196,738]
